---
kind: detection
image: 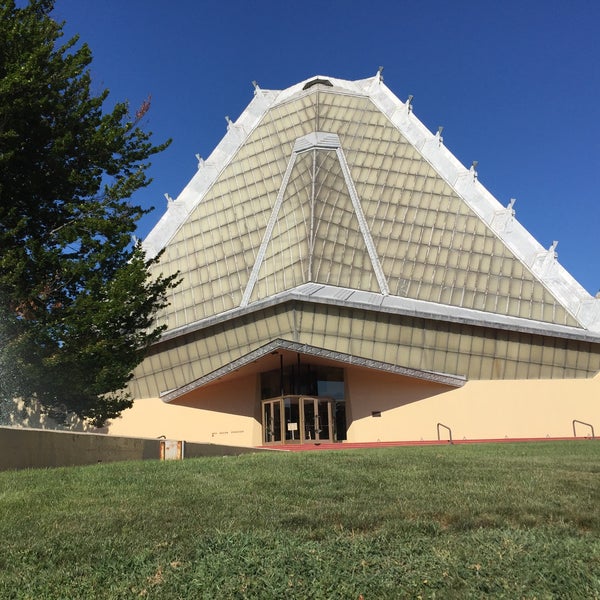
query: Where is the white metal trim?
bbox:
[366,80,600,331]
[335,147,390,296]
[241,131,390,306]
[142,90,279,259]
[240,151,299,307]
[157,282,600,346]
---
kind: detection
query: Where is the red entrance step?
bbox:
[259,436,585,451]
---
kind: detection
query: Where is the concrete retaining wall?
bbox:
[0,426,263,471]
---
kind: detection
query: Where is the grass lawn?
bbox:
[0,441,599,599]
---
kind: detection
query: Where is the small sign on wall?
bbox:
[160,440,184,460]
[287,422,298,431]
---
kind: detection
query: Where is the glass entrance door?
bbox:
[263,399,282,443]
[302,397,333,443]
[262,396,335,445]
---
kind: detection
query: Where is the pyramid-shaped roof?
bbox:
[144,73,600,341]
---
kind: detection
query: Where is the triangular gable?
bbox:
[143,74,600,333]
[242,132,387,305]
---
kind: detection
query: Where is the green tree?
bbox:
[0,0,179,426]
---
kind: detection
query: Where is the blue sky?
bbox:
[52,0,600,295]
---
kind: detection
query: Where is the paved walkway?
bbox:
[260,436,583,451]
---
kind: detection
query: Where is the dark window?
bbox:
[302,78,333,90]
[261,364,343,399]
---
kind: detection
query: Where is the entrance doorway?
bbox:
[262,396,335,445]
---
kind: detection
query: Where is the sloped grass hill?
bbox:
[1,442,599,598]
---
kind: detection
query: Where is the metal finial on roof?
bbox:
[195,154,204,169]
[377,66,384,82]
[436,126,444,146]
[470,161,478,181]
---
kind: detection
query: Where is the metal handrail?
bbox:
[437,422,453,444]
[572,420,595,439]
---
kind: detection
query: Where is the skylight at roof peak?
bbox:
[302,77,333,90]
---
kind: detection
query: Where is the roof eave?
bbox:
[155,283,600,347]
[160,338,466,403]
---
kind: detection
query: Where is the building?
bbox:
[107,73,600,446]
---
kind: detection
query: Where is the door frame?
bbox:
[262,398,283,444]
[261,395,335,445]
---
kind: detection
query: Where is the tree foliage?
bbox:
[0,0,179,426]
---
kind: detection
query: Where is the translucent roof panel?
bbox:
[310,151,379,291]
[249,149,380,303]
[150,95,318,330]
[315,90,579,327]
[250,150,313,301]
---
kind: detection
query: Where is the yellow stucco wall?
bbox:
[346,369,600,442]
[107,374,262,447]
[107,368,600,446]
